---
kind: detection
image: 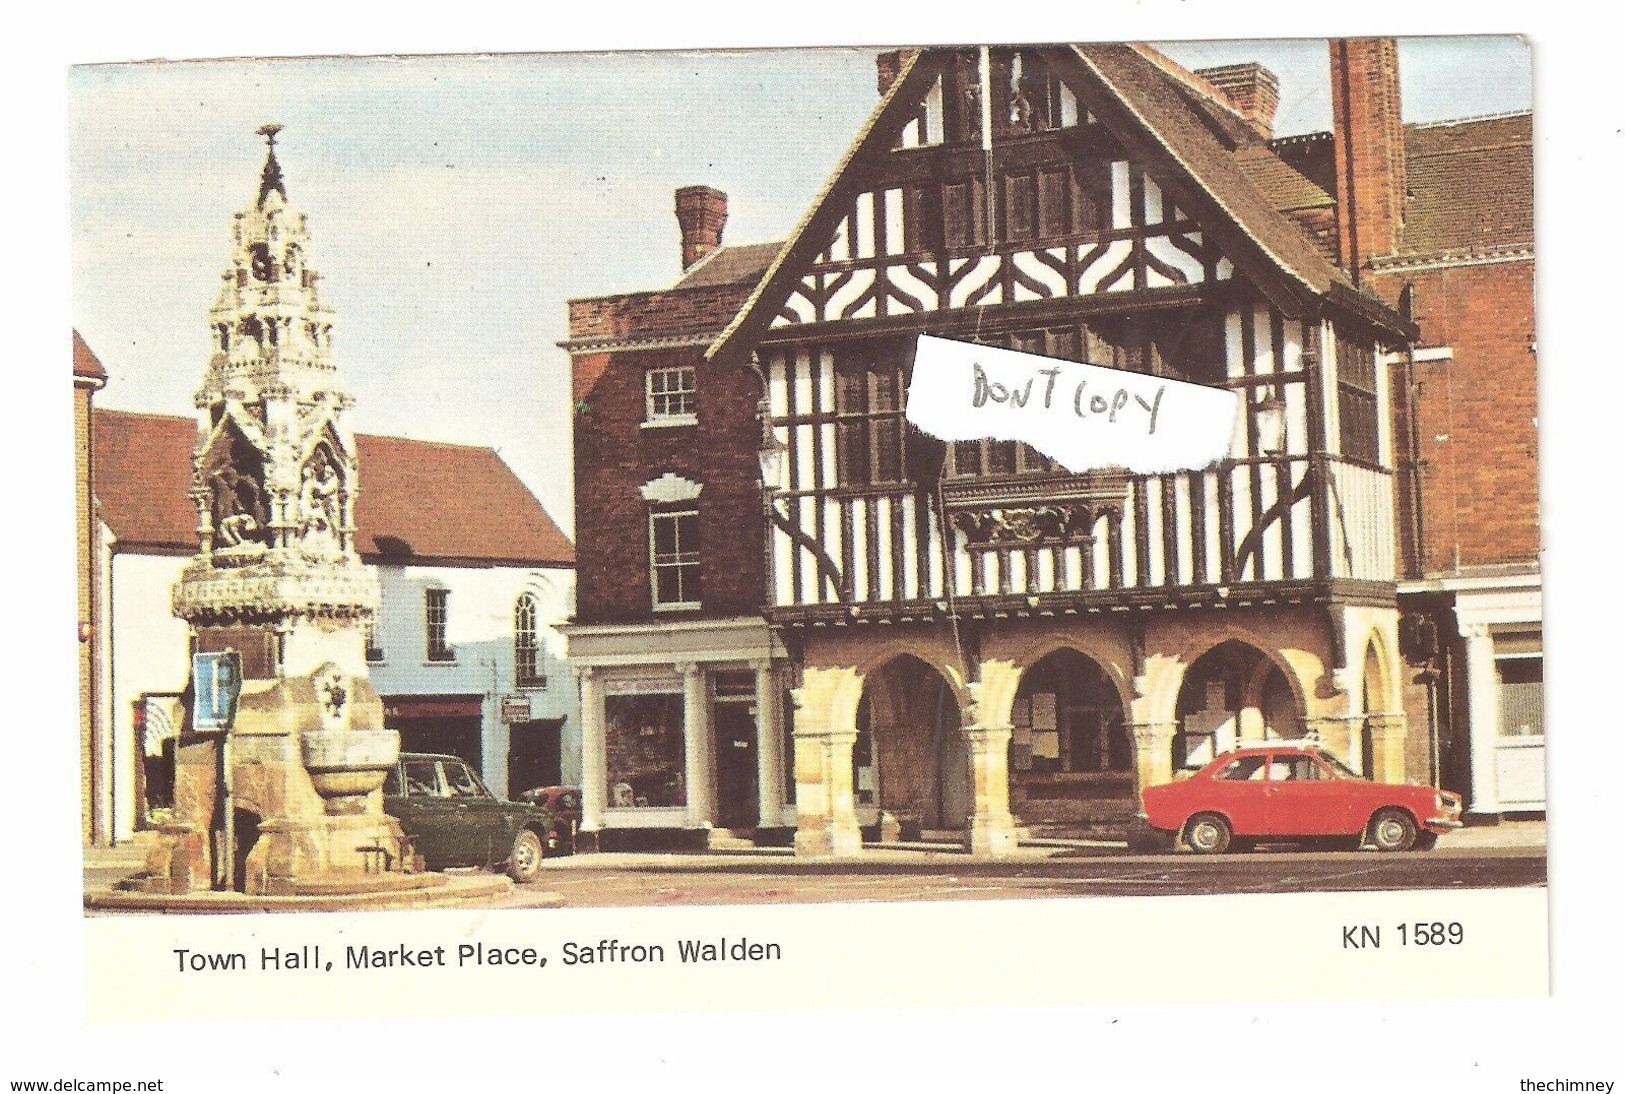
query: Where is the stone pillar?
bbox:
[1367,712,1408,783]
[1461,623,1501,815]
[753,660,786,829]
[679,662,714,829]
[792,666,863,858]
[1129,721,1178,793]
[1307,715,1363,772]
[962,723,1018,858]
[577,667,606,834]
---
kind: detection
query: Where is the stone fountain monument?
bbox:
[140,126,412,897]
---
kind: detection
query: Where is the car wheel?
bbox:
[1368,808,1418,852]
[506,829,545,883]
[1184,813,1232,855]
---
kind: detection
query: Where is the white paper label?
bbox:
[905,335,1240,474]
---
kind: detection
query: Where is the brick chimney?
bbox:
[675,185,727,270]
[1330,38,1408,280]
[1194,62,1280,140]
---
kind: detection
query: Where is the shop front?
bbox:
[563,617,789,848]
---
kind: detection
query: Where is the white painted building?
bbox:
[90,408,577,843]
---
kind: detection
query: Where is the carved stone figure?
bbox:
[298,448,342,549]
[210,464,266,546]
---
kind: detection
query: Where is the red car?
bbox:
[1138,744,1462,853]
[515,786,580,855]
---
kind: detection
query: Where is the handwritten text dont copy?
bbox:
[905,335,1240,474]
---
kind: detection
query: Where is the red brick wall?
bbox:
[571,345,767,623]
[568,285,753,343]
[1373,258,1538,574]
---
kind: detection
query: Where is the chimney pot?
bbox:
[675,185,727,271]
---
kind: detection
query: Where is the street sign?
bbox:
[500,695,532,724]
[192,650,244,732]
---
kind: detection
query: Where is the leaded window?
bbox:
[514,593,545,688]
[1336,329,1381,464]
[425,587,453,662]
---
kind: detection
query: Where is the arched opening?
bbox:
[1360,639,1384,776]
[855,655,966,837]
[1174,640,1303,772]
[1009,649,1131,835]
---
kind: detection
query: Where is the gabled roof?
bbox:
[91,409,574,568]
[1057,44,1356,299]
[73,331,107,384]
[707,44,1410,365]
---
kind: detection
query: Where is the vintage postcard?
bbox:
[67,35,1549,1026]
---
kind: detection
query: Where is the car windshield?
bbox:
[1313,749,1361,779]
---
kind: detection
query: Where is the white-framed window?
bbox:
[425,587,454,662]
[645,366,697,425]
[650,509,701,609]
[364,613,384,663]
[514,593,546,689]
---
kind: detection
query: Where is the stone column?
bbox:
[1461,623,1501,815]
[679,662,714,829]
[1306,715,1363,772]
[1129,721,1177,793]
[576,667,606,835]
[792,666,863,858]
[753,660,786,829]
[1366,712,1408,783]
[962,723,1018,858]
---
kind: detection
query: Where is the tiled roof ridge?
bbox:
[95,407,505,459]
[1407,109,1532,131]
[1125,43,1259,136]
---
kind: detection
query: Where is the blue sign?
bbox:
[192,651,243,732]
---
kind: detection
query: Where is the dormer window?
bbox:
[645,366,697,426]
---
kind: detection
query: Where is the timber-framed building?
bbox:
[562,40,1536,856]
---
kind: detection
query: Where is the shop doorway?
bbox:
[383,695,484,767]
[507,718,563,798]
[712,672,759,829]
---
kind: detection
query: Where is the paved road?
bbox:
[495,846,1545,909]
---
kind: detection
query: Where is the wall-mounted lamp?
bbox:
[757,398,787,508]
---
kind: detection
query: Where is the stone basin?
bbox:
[301,728,400,815]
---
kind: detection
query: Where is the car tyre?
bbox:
[1368,808,1418,852]
[1184,813,1232,855]
[507,829,545,883]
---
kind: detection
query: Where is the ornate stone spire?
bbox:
[174,126,378,675]
[256,123,287,208]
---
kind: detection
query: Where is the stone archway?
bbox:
[858,655,967,837]
[1009,648,1133,837]
[1173,639,1306,773]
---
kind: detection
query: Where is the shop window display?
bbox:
[604,689,687,808]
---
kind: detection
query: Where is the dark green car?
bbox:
[382,753,555,884]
